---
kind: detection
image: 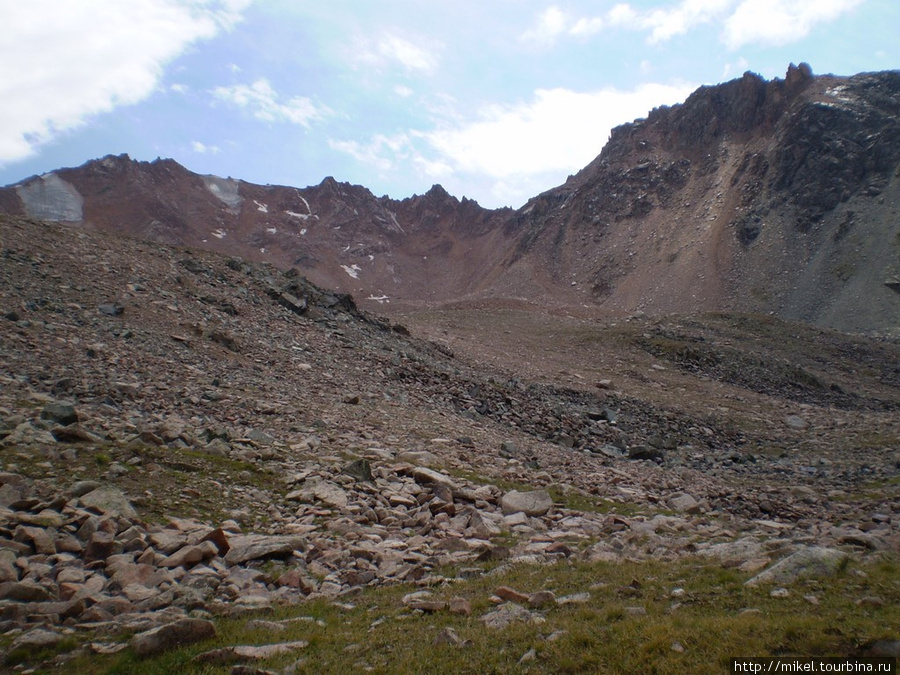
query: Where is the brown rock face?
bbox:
[1,65,899,331]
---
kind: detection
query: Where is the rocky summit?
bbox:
[0,65,897,675]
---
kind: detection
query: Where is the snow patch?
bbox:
[260,247,266,253]
[16,173,84,222]
[202,175,242,209]
[368,255,374,261]
[367,295,390,304]
[286,210,314,220]
[212,229,227,239]
[255,200,269,213]
[266,227,277,234]
[300,228,307,235]
[342,264,361,279]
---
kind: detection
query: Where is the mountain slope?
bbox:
[2,64,899,331]
[0,155,513,309]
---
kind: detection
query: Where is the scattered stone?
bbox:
[527,590,556,609]
[556,592,591,606]
[343,458,373,482]
[481,602,544,630]
[784,415,809,430]
[668,493,702,514]
[98,303,124,316]
[495,586,530,604]
[448,597,472,617]
[433,627,469,647]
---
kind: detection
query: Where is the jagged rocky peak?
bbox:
[607,63,815,157]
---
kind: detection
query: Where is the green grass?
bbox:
[29,555,898,674]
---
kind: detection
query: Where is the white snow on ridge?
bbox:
[266,227,277,234]
[286,210,314,220]
[212,229,227,239]
[255,200,269,213]
[367,295,389,304]
[342,264,361,279]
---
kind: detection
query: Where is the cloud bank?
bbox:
[521,0,862,49]
[0,0,250,165]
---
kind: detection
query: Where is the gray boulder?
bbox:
[746,547,848,586]
[500,490,553,517]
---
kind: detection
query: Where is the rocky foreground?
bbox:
[0,215,898,669]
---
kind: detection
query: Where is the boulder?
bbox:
[500,490,553,516]
[745,547,849,587]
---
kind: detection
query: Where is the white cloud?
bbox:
[353,31,440,74]
[570,16,606,37]
[0,0,251,165]
[328,134,411,172]
[331,83,696,208]
[524,0,855,48]
[524,0,731,45]
[212,79,332,127]
[422,84,695,179]
[521,6,570,44]
[641,0,734,43]
[723,0,864,49]
[191,140,220,154]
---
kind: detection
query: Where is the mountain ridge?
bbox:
[2,64,899,332]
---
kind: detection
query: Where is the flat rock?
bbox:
[409,466,458,490]
[195,641,309,664]
[10,628,66,652]
[746,547,849,587]
[224,535,306,565]
[131,618,216,657]
[0,580,56,602]
[79,486,137,519]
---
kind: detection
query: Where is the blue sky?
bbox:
[1,0,897,208]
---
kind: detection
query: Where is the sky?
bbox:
[1,1,897,209]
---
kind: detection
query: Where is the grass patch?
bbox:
[42,555,899,674]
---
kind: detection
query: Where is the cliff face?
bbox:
[504,65,900,332]
[2,65,899,331]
